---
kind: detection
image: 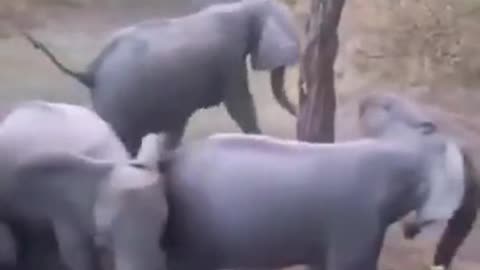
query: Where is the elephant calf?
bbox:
[0,101,168,270]
[159,124,465,270]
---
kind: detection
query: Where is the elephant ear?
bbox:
[415,139,466,226]
[249,0,300,70]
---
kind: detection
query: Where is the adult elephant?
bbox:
[345,93,480,270]
[157,103,466,270]
[23,0,300,156]
[0,101,168,270]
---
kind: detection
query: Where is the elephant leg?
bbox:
[163,123,187,151]
[121,133,143,157]
[325,229,385,270]
[8,222,65,270]
[110,198,167,270]
[433,179,478,269]
[53,220,99,270]
[111,224,167,270]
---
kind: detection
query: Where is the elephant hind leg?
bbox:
[53,219,99,270]
[325,229,386,270]
[121,134,143,157]
[163,122,187,151]
[109,190,168,270]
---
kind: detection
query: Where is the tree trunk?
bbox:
[296,0,346,142]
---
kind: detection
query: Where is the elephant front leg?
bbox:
[53,219,100,270]
[325,229,386,270]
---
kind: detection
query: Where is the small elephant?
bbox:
[24,0,300,156]
[158,118,465,270]
[0,101,168,270]
[355,93,480,270]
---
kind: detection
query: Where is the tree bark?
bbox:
[296,0,346,142]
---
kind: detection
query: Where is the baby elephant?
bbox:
[159,126,465,270]
[0,102,168,270]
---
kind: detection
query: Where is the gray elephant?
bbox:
[349,93,480,270]
[0,100,131,270]
[23,0,300,156]
[0,101,168,270]
[158,105,465,270]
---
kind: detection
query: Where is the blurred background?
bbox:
[1,0,480,269]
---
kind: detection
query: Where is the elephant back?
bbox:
[0,101,130,161]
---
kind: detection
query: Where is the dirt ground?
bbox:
[0,0,479,269]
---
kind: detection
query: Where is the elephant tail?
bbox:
[21,31,95,89]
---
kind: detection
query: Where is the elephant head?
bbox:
[358,93,437,138]
[357,93,466,236]
[244,0,300,116]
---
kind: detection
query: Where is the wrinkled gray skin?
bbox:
[0,101,167,270]
[354,93,480,270]
[159,124,465,270]
[24,0,300,156]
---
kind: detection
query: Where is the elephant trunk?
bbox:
[270,67,297,117]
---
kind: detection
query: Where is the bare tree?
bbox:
[296,0,346,142]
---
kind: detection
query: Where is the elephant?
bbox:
[0,101,168,270]
[351,92,480,270]
[0,100,131,270]
[23,0,300,156]
[157,112,465,270]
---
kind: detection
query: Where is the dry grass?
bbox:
[342,0,480,88]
